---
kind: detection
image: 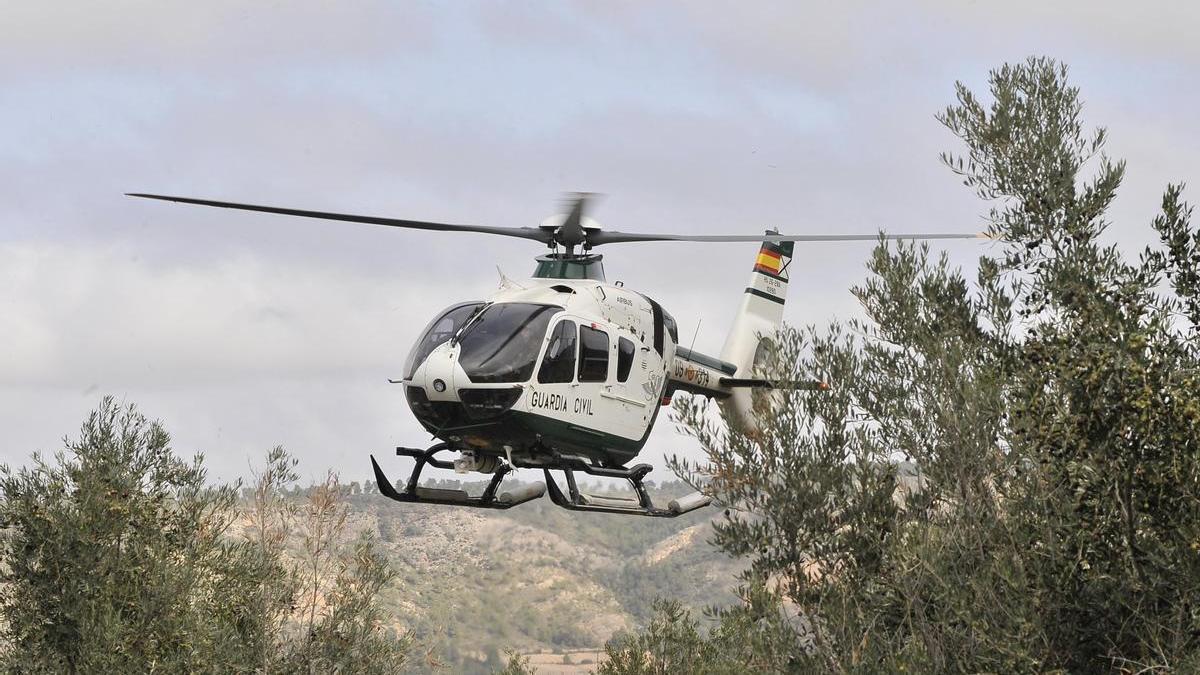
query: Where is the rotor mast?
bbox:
[549,192,591,258]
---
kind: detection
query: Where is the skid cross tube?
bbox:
[541,460,711,518]
[370,444,544,510]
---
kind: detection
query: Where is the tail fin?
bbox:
[718,232,793,430]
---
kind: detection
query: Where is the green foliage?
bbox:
[936,57,1200,672]
[0,398,268,672]
[0,397,410,673]
[661,57,1200,673]
[279,535,409,674]
[598,591,799,675]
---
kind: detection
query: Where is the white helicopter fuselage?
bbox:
[401,239,786,470]
[405,275,683,466]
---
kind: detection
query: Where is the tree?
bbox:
[0,397,276,671]
[273,469,411,674]
[599,591,800,675]
[0,397,411,672]
[934,56,1200,671]
[658,57,1200,672]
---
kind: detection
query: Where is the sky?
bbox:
[2,2,1198,486]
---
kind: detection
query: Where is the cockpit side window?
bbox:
[578,326,610,382]
[538,320,577,384]
[404,301,484,379]
[663,312,678,344]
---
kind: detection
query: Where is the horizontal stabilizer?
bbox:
[718,378,829,390]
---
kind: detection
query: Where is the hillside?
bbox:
[245,479,741,674]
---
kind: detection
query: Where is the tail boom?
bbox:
[718,235,794,429]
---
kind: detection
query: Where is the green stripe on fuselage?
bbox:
[509,410,646,462]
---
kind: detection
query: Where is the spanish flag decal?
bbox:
[754,247,783,276]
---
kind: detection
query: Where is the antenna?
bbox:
[689,318,702,353]
[496,265,525,290]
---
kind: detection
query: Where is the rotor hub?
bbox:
[537,213,602,251]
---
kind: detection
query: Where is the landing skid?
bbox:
[370,444,711,518]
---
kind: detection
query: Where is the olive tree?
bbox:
[628,57,1200,674]
[0,397,411,673]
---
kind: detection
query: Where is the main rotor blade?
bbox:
[126,193,555,244]
[587,230,989,246]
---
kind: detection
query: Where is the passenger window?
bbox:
[617,337,635,382]
[538,320,577,384]
[578,326,610,382]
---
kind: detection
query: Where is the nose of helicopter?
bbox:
[404,340,526,437]
[415,342,465,402]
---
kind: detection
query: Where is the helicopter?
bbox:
[128,192,983,517]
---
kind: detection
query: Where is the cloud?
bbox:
[0,241,453,386]
[0,240,490,480]
[0,2,435,77]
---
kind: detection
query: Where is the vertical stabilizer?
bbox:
[718,232,793,429]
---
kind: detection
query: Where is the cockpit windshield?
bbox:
[457,303,559,383]
[404,301,484,379]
